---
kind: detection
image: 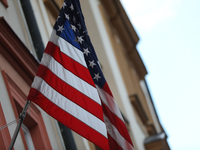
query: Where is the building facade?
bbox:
[0,0,170,149]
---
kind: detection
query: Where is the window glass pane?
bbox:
[22,124,35,150]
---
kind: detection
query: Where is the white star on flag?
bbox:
[77,36,84,44]
[83,30,87,34]
[73,16,76,23]
[57,25,65,33]
[93,73,101,81]
[70,4,74,10]
[71,25,77,32]
[57,16,60,22]
[77,23,81,30]
[83,48,90,56]
[65,14,70,20]
[62,2,67,9]
[89,60,96,68]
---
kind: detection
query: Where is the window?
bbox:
[129,94,148,125]
[0,17,52,149]
[22,124,35,150]
[1,70,52,149]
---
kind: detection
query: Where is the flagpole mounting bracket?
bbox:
[8,100,31,150]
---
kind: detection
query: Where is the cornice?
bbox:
[43,0,60,19]
[100,0,147,79]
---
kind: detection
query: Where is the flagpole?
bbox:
[8,100,31,150]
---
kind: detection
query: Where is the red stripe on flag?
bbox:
[28,88,110,150]
[101,84,133,147]
[107,134,123,150]
[45,42,95,87]
[36,65,104,121]
[103,82,113,97]
[102,102,133,145]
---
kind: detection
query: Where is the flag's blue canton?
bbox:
[53,0,106,88]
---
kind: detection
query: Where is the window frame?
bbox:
[1,70,52,150]
[0,17,52,149]
[0,102,12,149]
[0,0,8,8]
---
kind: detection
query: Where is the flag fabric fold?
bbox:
[27,0,134,149]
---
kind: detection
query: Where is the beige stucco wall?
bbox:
[80,0,147,149]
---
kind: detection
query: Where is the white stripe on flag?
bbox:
[49,30,87,68]
[96,86,124,121]
[104,115,134,150]
[41,53,101,105]
[32,76,107,138]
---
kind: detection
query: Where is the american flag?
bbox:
[27,0,134,149]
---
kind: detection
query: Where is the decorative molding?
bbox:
[43,0,60,19]
[1,70,52,149]
[100,0,147,79]
[144,132,170,150]
[146,124,157,136]
[0,18,51,149]
[0,17,39,86]
[129,94,148,125]
[2,71,40,122]
[1,70,28,150]
[0,102,12,149]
